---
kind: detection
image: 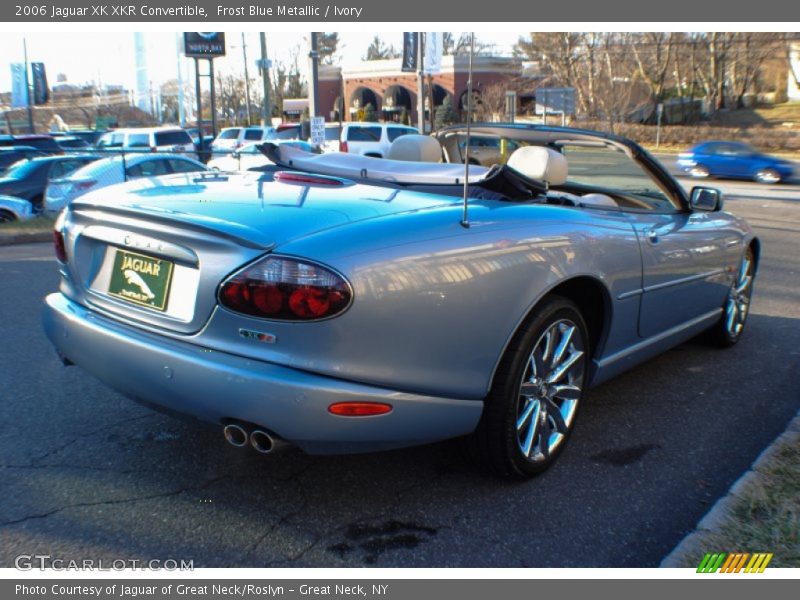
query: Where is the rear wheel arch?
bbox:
[489,276,612,392]
[749,237,761,274]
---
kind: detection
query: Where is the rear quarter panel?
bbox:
[199,202,644,400]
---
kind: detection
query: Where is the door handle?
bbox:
[646,229,659,244]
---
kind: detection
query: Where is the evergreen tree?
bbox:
[317,32,340,65]
[435,95,459,130]
[364,35,401,61]
[362,103,376,122]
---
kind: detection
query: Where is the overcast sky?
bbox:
[0,32,516,93]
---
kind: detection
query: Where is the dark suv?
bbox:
[0,134,63,155]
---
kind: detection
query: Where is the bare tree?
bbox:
[363,35,401,61]
[630,32,676,120]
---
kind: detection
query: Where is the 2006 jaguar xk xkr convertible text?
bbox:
[43,125,759,478]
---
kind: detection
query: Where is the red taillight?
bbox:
[53,229,67,264]
[73,180,97,192]
[328,402,393,417]
[274,171,346,186]
[339,140,348,153]
[219,256,352,321]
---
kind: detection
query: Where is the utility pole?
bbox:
[242,32,253,126]
[260,33,272,126]
[416,32,425,132]
[194,58,202,130]
[22,38,34,133]
[308,32,320,119]
[176,33,185,126]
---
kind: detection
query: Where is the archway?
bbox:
[350,87,380,120]
[382,85,414,123]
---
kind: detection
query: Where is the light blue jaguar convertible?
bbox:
[42,125,758,478]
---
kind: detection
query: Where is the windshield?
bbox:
[558,144,671,202]
[66,158,117,179]
[442,131,677,210]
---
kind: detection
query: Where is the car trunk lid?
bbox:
[63,171,453,334]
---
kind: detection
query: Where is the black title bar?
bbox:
[4,0,800,21]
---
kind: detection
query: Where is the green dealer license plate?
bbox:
[107,249,174,312]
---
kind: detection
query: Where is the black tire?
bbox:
[705,247,756,347]
[469,295,590,478]
[0,209,17,223]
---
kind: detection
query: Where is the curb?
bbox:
[660,409,800,567]
[0,231,52,247]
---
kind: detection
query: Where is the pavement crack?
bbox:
[0,474,229,528]
[28,413,157,466]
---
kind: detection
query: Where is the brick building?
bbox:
[314,55,529,126]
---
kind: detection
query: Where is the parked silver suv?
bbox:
[336,122,418,158]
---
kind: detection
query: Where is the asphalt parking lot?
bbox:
[1,173,799,568]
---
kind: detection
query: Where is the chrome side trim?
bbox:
[617,289,643,300]
[596,308,722,369]
[642,268,727,294]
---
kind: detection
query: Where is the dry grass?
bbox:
[676,432,800,568]
[0,215,55,235]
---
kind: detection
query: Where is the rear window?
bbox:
[243,129,264,141]
[347,126,382,142]
[127,159,170,177]
[275,126,300,140]
[218,128,241,140]
[18,138,60,152]
[168,158,203,174]
[387,127,414,142]
[99,133,124,148]
[70,159,117,179]
[325,126,341,141]
[57,138,89,149]
[154,130,192,146]
[127,133,150,148]
[0,152,27,169]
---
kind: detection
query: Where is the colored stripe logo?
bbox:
[697,552,773,573]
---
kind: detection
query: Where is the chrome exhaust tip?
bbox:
[250,429,275,454]
[223,423,248,448]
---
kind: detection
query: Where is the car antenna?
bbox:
[460,32,475,229]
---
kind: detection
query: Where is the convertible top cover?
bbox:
[259,142,547,201]
[261,142,490,185]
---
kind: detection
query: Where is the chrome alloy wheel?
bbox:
[726,252,754,338]
[755,169,780,184]
[515,319,586,462]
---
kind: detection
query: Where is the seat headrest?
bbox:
[506,146,568,186]
[386,135,443,163]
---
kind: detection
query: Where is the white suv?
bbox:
[211,126,277,154]
[96,127,196,159]
[337,122,418,158]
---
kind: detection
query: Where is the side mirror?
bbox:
[231,151,240,159]
[690,186,723,212]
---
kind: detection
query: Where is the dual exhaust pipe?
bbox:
[223,422,287,454]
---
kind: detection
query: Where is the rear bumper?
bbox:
[42,293,483,454]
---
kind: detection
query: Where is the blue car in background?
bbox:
[678,141,795,184]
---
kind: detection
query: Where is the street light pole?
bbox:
[416,32,425,131]
[22,38,34,133]
[308,32,320,119]
[242,32,253,126]
[260,33,272,126]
